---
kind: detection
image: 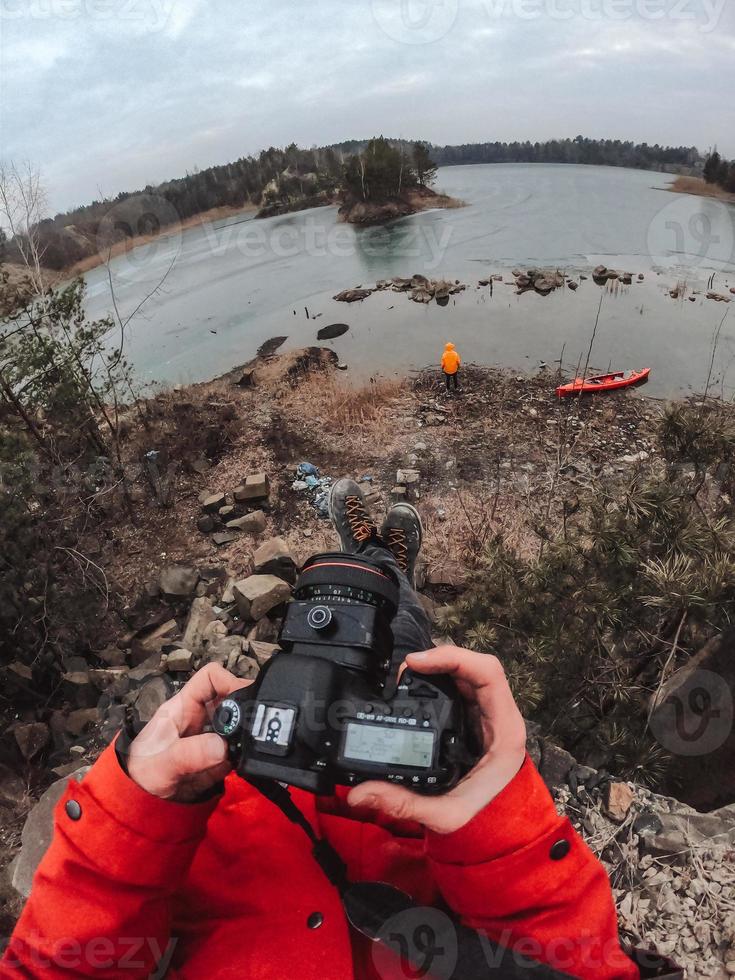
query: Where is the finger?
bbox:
[407,647,517,712]
[347,781,469,834]
[175,665,253,735]
[168,732,229,779]
[406,647,525,753]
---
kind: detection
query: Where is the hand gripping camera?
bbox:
[213,553,468,795]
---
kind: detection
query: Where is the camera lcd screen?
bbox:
[342,723,435,769]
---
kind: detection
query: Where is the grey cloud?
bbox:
[1,0,734,213]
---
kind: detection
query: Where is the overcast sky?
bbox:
[2,0,735,215]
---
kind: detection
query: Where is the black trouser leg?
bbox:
[444,372,451,391]
[360,543,433,659]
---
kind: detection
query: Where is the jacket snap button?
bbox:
[65,800,82,821]
[307,912,324,930]
[550,838,570,861]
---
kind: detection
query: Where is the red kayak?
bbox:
[555,368,651,397]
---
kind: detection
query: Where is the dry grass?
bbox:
[668,176,735,204]
[278,372,405,434]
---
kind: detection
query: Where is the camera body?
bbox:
[213,553,467,795]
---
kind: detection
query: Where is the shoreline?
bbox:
[667,175,735,205]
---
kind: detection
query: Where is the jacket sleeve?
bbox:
[0,743,217,979]
[426,757,639,980]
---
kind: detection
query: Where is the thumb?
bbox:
[347,781,435,827]
[168,732,229,779]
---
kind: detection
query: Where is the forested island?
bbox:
[0,134,709,276]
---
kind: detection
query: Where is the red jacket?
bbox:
[2,747,639,979]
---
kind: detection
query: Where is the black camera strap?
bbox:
[249,777,579,979]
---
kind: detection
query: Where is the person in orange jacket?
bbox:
[441,342,461,392]
[1,480,680,980]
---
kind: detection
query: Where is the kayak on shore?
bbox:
[556,368,651,398]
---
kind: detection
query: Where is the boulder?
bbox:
[248,640,280,666]
[396,469,420,485]
[8,662,33,681]
[89,668,127,690]
[603,781,635,822]
[182,597,216,653]
[128,653,164,683]
[0,763,27,807]
[133,676,173,724]
[204,635,245,666]
[246,616,280,643]
[202,492,227,513]
[219,505,236,521]
[14,722,50,761]
[538,740,576,789]
[228,654,260,680]
[227,511,267,534]
[212,530,239,546]
[253,537,297,583]
[63,708,99,737]
[159,565,199,599]
[96,645,127,667]
[162,648,195,672]
[233,575,291,621]
[131,619,178,665]
[234,474,270,502]
[197,514,218,534]
[12,767,91,898]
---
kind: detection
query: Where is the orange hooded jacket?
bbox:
[441,343,461,375]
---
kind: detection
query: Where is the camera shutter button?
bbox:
[307,606,333,630]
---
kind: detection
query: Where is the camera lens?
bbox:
[296,553,399,614]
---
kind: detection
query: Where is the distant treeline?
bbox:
[3,135,704,272]
[332,134,701,171]
[703,150,735,193]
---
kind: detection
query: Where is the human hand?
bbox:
[127,663,251,803]
[347,646,527,834]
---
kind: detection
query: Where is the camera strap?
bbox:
[249,777,576,979]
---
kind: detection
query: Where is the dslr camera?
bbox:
[213,553,468,795]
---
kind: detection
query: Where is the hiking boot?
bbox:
[381,503,423,587]
[329,478,380,554]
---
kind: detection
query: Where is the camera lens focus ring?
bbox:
[307,605,333,630]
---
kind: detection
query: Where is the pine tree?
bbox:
[412,142,438,187]
[703,150,721,183]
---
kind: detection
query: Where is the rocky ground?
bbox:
[2,348,734,975]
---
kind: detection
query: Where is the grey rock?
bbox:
[14,722,50,761]
[162,648,194,672]
[159,564,199,599]
[197,514,218,534]
[13,766,91,898]
[227,510,267,534]
[133,676,173,724]
[212,531,239,546]
[233,575,291,621]
[253,537,297,583]
[538,740,576,790]
[233,473,270,502]
[182,597,216,653]
[247,640,280,666]
[397,468,420,485]
[202,492,227,513]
